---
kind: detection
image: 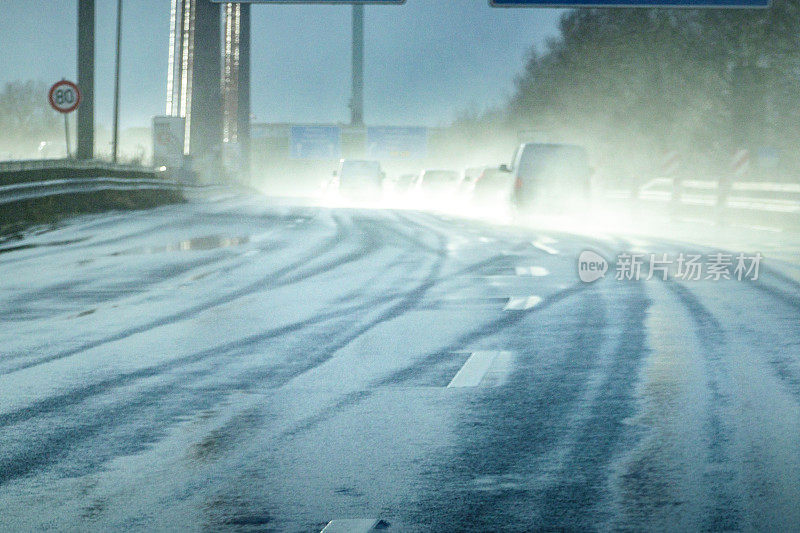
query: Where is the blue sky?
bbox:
[1,0,563,129]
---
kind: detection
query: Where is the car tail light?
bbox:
[514,177,523,191]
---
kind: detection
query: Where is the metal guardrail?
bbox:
[0,176,219,206]
[0,158,152,174]
[608,178,800,214]
[605,177,800,232]
[0,177,179,193]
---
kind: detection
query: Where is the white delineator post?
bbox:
[661,150,682,207]
[719,149,750,216]
[731,149,750,178]
[661,150,681,177]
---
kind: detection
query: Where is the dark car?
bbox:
[333,159,385,201]
[416,169,462,197]
[470,167,515,208]
[460,166,486,195]
[506,143,592,213]
[387,173,418,196]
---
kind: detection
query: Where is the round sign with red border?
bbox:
[48,80,81,114]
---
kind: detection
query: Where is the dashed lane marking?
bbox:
[531,239,559,255]
[515,266,549,277]
[503,296,543,310]
[321,519,384,532]
[447,351,514,388]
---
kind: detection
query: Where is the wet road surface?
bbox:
[1,191,800,531]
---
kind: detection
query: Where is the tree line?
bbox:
[0,80,63,159]
[451,1,800,185]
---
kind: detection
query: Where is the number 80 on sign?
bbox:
[48,80,82,114]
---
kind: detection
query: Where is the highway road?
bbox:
[1,190,800,531]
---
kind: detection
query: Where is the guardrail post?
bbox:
[629,175,640,201]
[717,174,732,225]
[670,176,683,220]
[629,175,643,222]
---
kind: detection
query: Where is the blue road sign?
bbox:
[366,126,427,160]
[492,0,767,6]
[290,126,341,160]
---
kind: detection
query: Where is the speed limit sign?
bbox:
[48,80,81,114]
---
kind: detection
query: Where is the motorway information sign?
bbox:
[290,125,341,160]
[366,126,427,160]
[492,0,767,6]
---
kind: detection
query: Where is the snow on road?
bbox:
[1,192,799,531]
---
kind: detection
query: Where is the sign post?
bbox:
[48,80,82,159]
[211,0,405,133]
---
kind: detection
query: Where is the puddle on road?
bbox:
[112,235,250,256]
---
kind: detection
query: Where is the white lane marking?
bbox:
[321,519,382,533]
[448,351,503,388]
[474,275,515,288]
[249,229,278,243]
[531,239,559,255]
[480,351,514,387]
[625,237,653,254]
[675,216,715,226]
[503,296,542,310]
[515,266,549,277]
[730,223,784,233]
[446,236,470,252]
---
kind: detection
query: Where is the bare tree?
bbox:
[0,80,62,159]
